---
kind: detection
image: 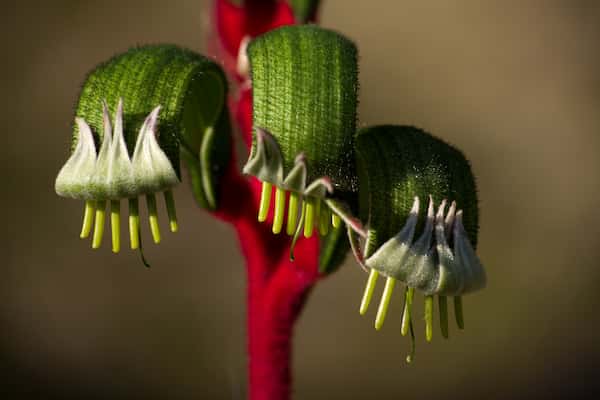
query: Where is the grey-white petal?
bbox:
[55,118,97,199]
[242,127,285,185]
[282,153,307,192]
[89,100,116,198]
[365,196,419,278]
[433,201,463,295]
[405,198,436,289]
[453,211,486,293]
[132,106,178,194]
[105,100,134,198]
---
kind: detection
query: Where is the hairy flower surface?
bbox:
[55,99,179,252]
[243,25,358,267]
[350,125,485,361]
[54,44,231,258]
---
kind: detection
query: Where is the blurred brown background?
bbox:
[3,0,600,398]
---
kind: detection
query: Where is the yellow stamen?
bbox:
[164,190,178,233]
[128,198,140,250]
[110,200,120,253]
[401,287,415,336]
[146,193,161,244]
[375,277,396,330]
[258,181,272,222]
[286,192,300,236]
[92,201,106,249]
[359,269,379,315]
[319,204,330,235]
[332,213,341,228]
[425,295,433,342]
[80,200,96,238]
[304,199,315,238]
[272,187,286,234]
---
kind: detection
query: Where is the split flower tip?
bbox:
[356,195,484,360]
[246,128,345,244]
[57,99,180,254]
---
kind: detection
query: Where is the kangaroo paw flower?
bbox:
[243,25,359,271]
[55,99,179,252]
[55,45,231,257]
[243,129,337,238]
[352,125,485,360]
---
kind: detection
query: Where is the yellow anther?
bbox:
[92,201,106,249]
[80,200,96,239]
[272,187,286,234]
[375,277,396,330]
[164,190,178,233]
[258,181,272,222]
[332,213,341,228]
[110,200,120,253]
[146,193,161,244]
[128,198,140,250]
[401,287,415,336]
[425,295,433,342]
[359,269,379,315]
[304,199,315,237]
[319,205,330,235]
[286,192,300,236]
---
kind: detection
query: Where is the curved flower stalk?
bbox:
[243,25,359,256]
[350,125,485,361]
[55,44,231,255]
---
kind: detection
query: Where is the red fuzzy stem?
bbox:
[214,86,320,400]
[209,2,322,398]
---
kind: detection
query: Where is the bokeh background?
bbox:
[3,0,600,398]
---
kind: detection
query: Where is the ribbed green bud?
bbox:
[357,125,479,254]
[355,125,484,354]
[245,25,358,193]
[243,26,358,265]
[55,44,230,254]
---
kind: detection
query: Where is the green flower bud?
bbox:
[352,125,485,361]
[55,45,230,256]
[243,25,358,266]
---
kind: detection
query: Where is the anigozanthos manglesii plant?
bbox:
[239,24,485,359]
[243,26,358,260]
[351,125,485,361]
[55,45,230,255]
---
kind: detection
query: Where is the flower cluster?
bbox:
[55,99,178,252]
[243,127,341,238]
